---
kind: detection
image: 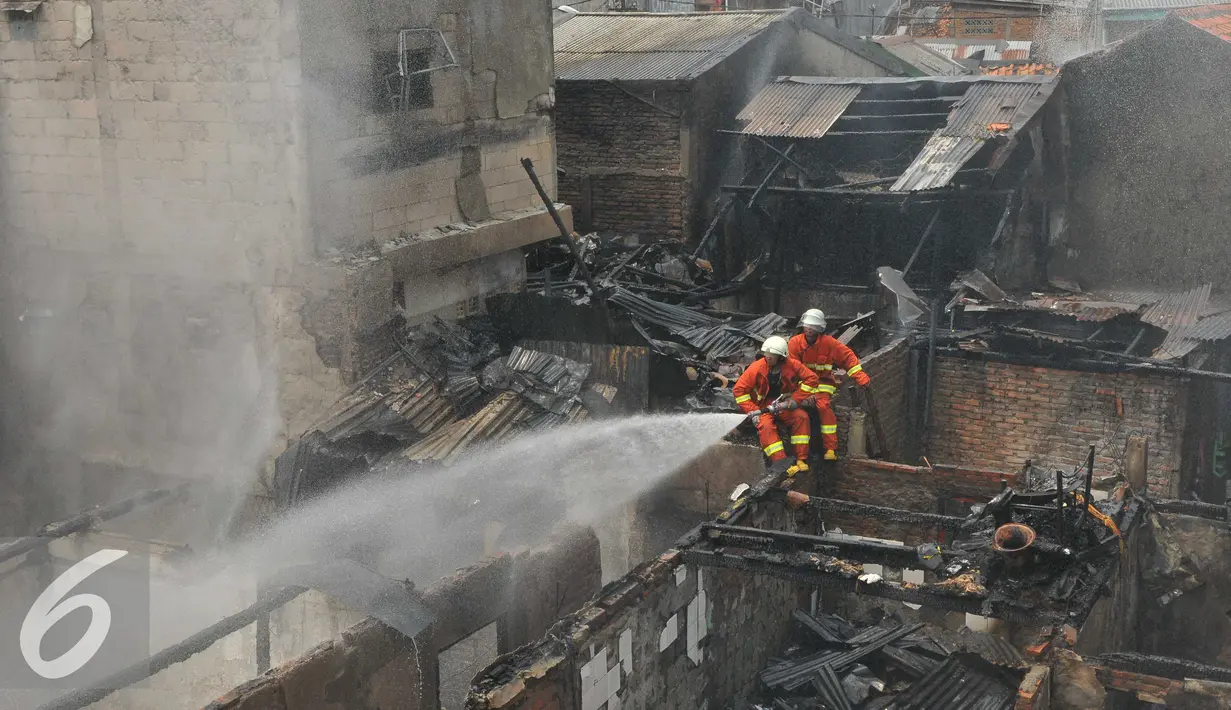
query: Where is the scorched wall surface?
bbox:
[927,356,1187,497]
[555,83,685,239]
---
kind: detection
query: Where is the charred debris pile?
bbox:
[273,317,618,505]
[928,271,1231,375]
[751,610,1027,710]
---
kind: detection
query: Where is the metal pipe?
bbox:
[902,209,942,279]
[0,484,192,565]
[1078,445,1095,532]
[1057,469,1066,545]
[922,299,939,443]
[37,587,308,710]
[521,158,612,329]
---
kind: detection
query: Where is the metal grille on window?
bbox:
[382,28,459,112]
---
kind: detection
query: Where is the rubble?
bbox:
[749,608,1026,709]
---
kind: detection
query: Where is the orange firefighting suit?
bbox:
[733,356,824,462]
[787,333,872,453]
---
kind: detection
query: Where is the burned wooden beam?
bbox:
[1090,652,1231,684]
[1151,498,1230,521]
[766,489,971,530]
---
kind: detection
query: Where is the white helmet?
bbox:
[799,308,827,331]
[761,335,789,358]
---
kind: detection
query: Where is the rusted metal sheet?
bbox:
[1017,298,1145,322]
[1186,310,1231,341]
[520,340,649,412]
[554,11,784,82]
[1141,283,1211,330]
[736,82,862,138]
[890,135,984,192]
[941,80,1057,139]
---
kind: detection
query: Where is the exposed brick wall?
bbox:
[555,83,684,238]
[208,526,601,710]
[951,10,1040,40]
[927,356,1188,497]
[832,338,911,461]
[468,482,807,709]
[825,458,1016,543]
[559,172,686,239]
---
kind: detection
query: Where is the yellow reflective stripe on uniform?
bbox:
[847,364,864,376]
[735,394,751,404]
[764,441,785,455]
[816,384,837,395]
[790,435,811,445]
[806,363,833,371]
[821,425,838,434]
[799,383,823,394]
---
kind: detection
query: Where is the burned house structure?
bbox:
[709,74,1064,318]
[553,9,914,242]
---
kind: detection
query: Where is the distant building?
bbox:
[553,9,912,241]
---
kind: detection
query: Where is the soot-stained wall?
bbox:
[1058,17,1231,288]
[927,355,1189,497]
[466,486,808,710]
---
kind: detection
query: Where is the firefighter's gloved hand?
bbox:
[802,396,817,409]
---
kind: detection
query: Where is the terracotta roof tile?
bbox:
[1177,4,1231,41]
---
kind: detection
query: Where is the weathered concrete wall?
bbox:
[202,527,601,710]
[928,356,1188,497]
[0,0,342,527]
[298,0,557,254]
[466,481,810,710]
[1074,519,1143,658]
[1057,18,1231,288]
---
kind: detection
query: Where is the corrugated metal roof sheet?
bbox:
[887,654,1018,710]
[941,81,1053,139]
[1105,0,1223,11]
[1178,3,1231,40]
[554,11,787,81]
[735,82,862,138]
[872,36,971,76]
[891,76,1057,191]
[922,40,1033,60]
[890,135,985,192]
[1017,298,1145,322]
[1141,283,1211,330]
[1185,310,1231,341]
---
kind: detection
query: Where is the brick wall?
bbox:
[927,356,1188,497]
[825,458,1015,543]
[951,9,1040,40]
[467,483,807,709]
[207,526,601,710]
[555,82,684,238]
[832,338,912,461]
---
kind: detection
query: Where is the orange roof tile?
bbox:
[980,62,1058,76]
[1176,4,1231,42]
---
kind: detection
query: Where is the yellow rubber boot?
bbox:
[786,459,809,477]
[824,450,838,461]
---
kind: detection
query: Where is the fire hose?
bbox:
[744,395,817,421]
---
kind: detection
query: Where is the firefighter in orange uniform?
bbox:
[733,336,825,476]
[787,309,871,461]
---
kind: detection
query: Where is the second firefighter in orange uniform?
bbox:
[733,336,825,476]
[787,308,872,460]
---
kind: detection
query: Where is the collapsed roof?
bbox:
[734,75,1058,192]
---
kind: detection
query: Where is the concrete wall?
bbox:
[0,0,566,528]
[928,356,1188,497]
[0,0,341,528]
[466,481,809,710]
[205,526,601,710]
[297,0,557,253]
[1057,19,1231,288]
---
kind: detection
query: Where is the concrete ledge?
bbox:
[380,204,572,276]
